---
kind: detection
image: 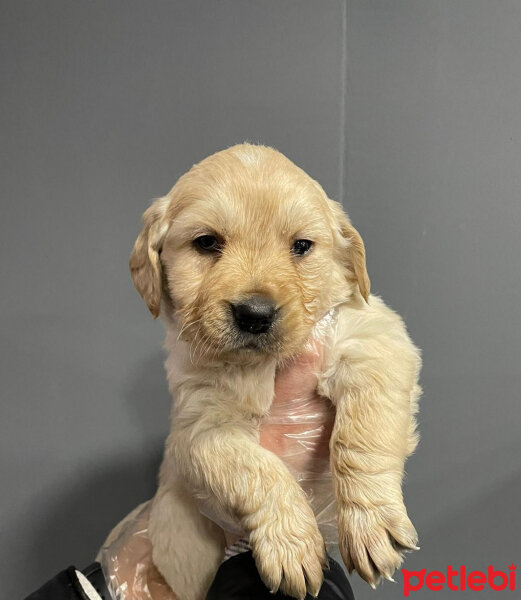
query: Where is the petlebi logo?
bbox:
[401,564,516,596]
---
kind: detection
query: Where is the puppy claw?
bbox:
[250,494,325,600]
[338,502,418,588]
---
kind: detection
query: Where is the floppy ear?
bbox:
[129,196,171,318]
[329,200,370,302]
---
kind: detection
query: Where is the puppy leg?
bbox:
[149,478,225,600]
[320,306,421,586]
[171,409,326,600]
[330,391,419,587]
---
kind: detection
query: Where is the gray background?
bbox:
[1,1,520,598]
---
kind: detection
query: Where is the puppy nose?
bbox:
[232,295,277,334]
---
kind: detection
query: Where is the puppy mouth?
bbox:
[244,342,264,349]
[183,298,286,358]
[229,327,280,353]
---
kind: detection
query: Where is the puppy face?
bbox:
[130,144,369,362]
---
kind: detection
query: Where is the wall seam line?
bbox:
[339,0,348,206]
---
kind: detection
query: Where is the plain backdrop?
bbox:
[1,2,520,598]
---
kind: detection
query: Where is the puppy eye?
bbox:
[193,235,222,253]
[291,239,313,256]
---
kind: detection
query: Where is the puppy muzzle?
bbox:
[231,295,278,335]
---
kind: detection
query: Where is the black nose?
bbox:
[232,295,277,334]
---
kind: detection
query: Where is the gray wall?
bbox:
[1,1,520,598]
[345,2,521,598]
[0,1,345,597]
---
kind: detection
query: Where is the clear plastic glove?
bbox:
[97,501,174,600]
[98,319,338,600]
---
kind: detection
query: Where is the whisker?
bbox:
[177,317,203,341]
[192,327,211,363]
[189,325,203,365]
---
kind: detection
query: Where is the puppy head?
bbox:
[130,144,369,361]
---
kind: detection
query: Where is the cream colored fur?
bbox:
[130,144,421,599]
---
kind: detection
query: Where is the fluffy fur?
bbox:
[129,144,421,599]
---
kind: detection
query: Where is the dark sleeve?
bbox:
[206,551,355,600]
[24,563,110,600]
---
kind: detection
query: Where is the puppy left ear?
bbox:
[129,196,171,318]
[329,199,371,302]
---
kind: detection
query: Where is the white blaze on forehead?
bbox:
[232,147,263,167]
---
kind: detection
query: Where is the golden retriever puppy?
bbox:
[129,144,421,600]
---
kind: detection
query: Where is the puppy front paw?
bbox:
[248,500,327,599]
[338,502,418,587]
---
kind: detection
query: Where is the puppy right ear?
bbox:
[129,196,171,318]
